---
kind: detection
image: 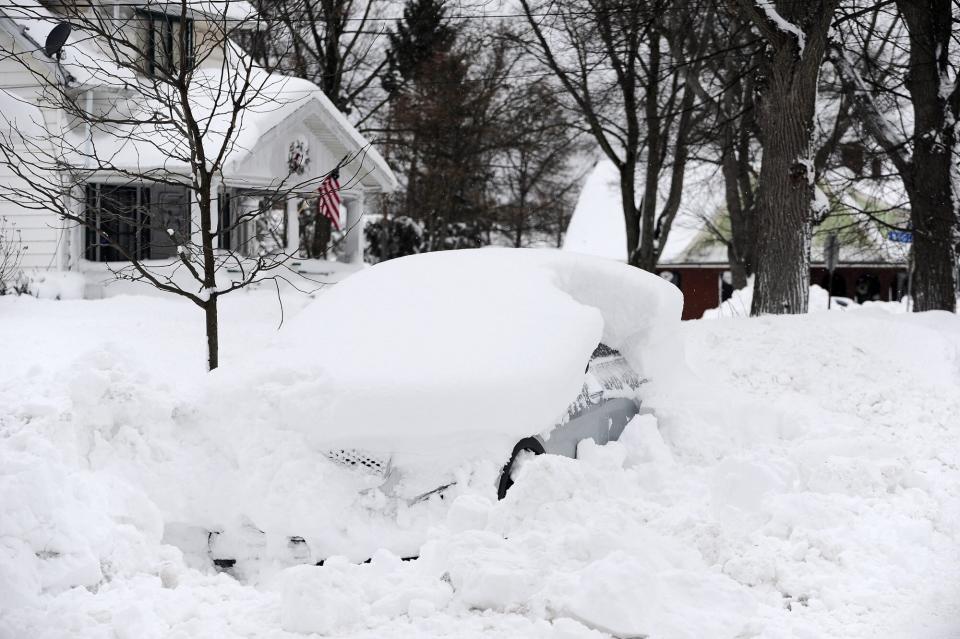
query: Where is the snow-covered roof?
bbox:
[0,1,396,192]
[563,159,725,265]
[136,0,257,21]
[56,63,397,192]
[0,0,134,86]
[227,73,398,193]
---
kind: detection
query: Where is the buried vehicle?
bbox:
[325,341,646,503]
[201,248,683,569]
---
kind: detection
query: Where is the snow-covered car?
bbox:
[492,342,643,498]
[203,248,683,567]
[326,341,646,503]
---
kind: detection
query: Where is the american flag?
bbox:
[317,169,341,230]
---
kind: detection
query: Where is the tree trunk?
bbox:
[750,93,813,315]
[728,244,749,290]
[635,30,661,272]
[745,0,838,315]
[720,79,754,289]
[898,0,958,313]
[620,163,641,267]
[200,182,219,370]
[909,189,956,312]
[636,163,659,271]
[721,137,750,289]
[906,145,957,311]
[205,297,219,370]
[736,118,757,273]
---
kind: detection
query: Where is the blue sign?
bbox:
[887,230,913,243]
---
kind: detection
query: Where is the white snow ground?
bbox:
[1,286,959,638]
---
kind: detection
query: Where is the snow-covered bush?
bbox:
[365,217,488,262]
[364,216,424,261]
[24,271,86,300]
[439,220,485,250]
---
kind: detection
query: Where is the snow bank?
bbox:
[277,421,756,639]
[2,272,959,639]
[210,249,682,469]
[703,281,908,318]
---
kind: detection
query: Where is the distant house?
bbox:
[0,0,396,296]
[657,221,910,320]
[565,160,909,320]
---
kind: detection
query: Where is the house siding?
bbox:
[0,30,64,270]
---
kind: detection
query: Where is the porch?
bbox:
[68,180,372,299]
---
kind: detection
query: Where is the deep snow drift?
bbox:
[1,265,958,638]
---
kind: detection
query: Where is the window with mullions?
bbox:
[217,189,287,257]
[138,10,194,76]
[85,184,151,262]
[85,184,189,262]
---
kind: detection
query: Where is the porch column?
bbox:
[340,191,365,265]
[209,177,222,242]
[60,187,74,270]
[286,194,299,255]
[190,189,202,248]
[67,185,84,269]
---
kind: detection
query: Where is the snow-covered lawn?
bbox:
[1,290,958,638]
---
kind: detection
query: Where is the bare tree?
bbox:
[727,0,840,315]
[517,0,707,271]
[830,1,959,312]
[0,0,356,368]
[665,8,759,289]
[247,0,389,129]
[494,80,585,248]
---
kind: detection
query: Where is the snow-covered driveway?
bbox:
[1,291,958,638]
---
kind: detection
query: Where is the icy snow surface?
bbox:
[1,259,959,638]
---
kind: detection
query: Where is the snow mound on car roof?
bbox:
[227,249,682,467]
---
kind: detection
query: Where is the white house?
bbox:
[0,0,396,297]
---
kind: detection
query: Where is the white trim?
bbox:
[285,193,298,253]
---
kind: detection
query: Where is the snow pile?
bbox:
[703,281,907,318]
[277,428,757,639]
[0,349,178,609]
[1,269,959,638]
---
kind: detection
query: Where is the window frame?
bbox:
[84,183,151,262]
[138,9,195,77]
[84,183,191,262]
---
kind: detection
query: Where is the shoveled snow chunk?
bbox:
[446,494,493,533]
[619,413,675,466]
[281,562,365,634]
[575,438,627,470]
[562,551,755,639]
